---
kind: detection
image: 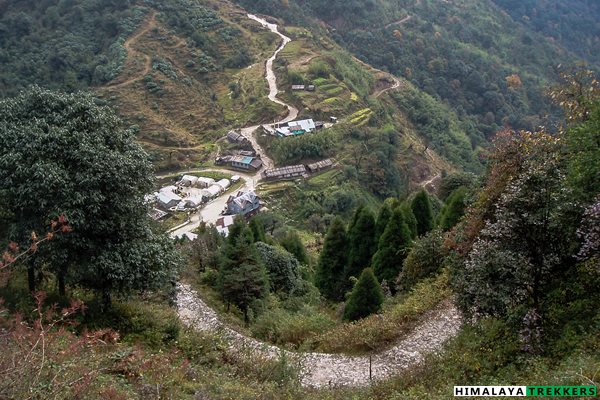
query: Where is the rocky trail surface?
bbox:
[177,283,462,388]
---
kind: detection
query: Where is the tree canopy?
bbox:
[0,87,179,303]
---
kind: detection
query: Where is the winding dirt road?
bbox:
[168,14,293,237]
[248,14,299,124]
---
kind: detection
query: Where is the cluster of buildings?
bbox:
[153,175,234,211]
[262,158,334,181]
[269,118,324,137]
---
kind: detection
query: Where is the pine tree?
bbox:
[372,209,412,286]
[315,217,348,301]
[439,187,468,231]
[411,190,434,236]
[343,268,384,321]
[219,225,268,323]
[345,206,377,290]
[399,201,418,239]
[375,202,393,242]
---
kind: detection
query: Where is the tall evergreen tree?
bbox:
[343,268,384,321]
[219,225,269,323]
[344,206,377,290]
[315,217,348,301]
[439,187,468,231]
[399,201,418,239]
[372,209,413,286]
[375,202,393,242]
[411,190,434,236]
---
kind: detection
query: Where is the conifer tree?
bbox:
[439,187,468,231]
[411,190,434,236]
[219,225,269,323]
[343,268,384,321]
[345,206,377,289]
[315,217,348,301]
[399,201,418,239]
[375,202,393,242]
[249,218,267,243]
[372,209,413,286]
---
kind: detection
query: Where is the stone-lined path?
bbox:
[177,283,462,388]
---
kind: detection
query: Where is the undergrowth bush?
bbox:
[251,305,336,348]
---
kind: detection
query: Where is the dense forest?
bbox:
[492,0,600,64]
[0,0,147,95]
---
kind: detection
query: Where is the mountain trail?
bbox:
[177,283,461,388]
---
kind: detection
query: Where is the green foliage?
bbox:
[0,0,148,95]
[316,272,451,353]
[566,103,600,204]
[0,87,179,300]
[344,206,377,288]
[255,242,302,294]
[439,186,469,231]
[438,171,478,201]
[218,224,269,322]
[492,0,600,65]
[270,130,336,165]
[374,201,393,242]
[398,229,445,291]
[343,268,384,321]
[251,305,336,347]
[453,132,576,324]
[279,230,309,265]
[315,217,348,301]
[411,190,434,237]
[249,218,267,243]
[190,223,224,272]
[372,209,412,286]
[398,201,418,239]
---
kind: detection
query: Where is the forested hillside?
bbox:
[0,0,148,95]
[236,0,592,138]
[492,0,600,65]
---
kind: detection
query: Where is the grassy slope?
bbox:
[97,0,287,171]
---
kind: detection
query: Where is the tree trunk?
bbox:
[243,308,249,325]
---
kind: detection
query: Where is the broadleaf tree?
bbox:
[0,87,179,304]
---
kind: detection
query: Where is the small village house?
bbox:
[225,191,261,217]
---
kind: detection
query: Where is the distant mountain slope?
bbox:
[491,0,600,65]
[0,0,147,96]
[236,0,597,138]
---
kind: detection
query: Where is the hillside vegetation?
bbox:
[236,0,593,139]
[0,0,599,397]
